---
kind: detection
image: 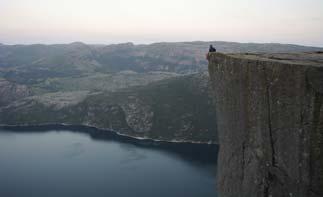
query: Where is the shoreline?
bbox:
[0,123,217,145]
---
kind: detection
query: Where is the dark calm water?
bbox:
[0,126,218,197]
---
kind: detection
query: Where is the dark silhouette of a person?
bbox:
[209,45,216,52]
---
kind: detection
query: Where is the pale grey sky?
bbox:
[0,0,322,46]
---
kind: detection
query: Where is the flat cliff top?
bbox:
[211,52,323,67]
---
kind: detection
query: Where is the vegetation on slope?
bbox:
[0,41,321,142]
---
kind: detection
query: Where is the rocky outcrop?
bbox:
[120,97,154,133]
[208,52,323,197]
[0,79,32,106]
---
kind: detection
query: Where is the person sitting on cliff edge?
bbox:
[206,45,216,60]
[209,45,216,52]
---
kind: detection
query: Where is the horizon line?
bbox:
[1,40,323,48]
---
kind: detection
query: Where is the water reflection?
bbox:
[62,142,85,158]
[0,125,218,165]
[0,125,218,197]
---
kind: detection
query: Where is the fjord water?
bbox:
[0,128,217,197]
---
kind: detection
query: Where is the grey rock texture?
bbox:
[208,52,323,197]
[0,79,32,106]
[120,97,154,133]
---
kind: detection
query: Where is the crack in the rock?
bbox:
[262,64,277,197]
[263,65,276,167]
[241,142,246,184]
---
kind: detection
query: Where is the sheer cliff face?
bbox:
[208,53,323,197]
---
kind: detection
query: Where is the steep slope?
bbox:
[208,52,323,197]
[0,78,32,106]
[0,73,217,143]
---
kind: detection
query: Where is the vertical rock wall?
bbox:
[208,53,323,197]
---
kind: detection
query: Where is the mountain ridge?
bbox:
[1,41,322,143]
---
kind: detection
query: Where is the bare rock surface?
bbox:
[208,52,323,197]
[120,96,154,133]
[0,79,32,106]
[31,91,91,110]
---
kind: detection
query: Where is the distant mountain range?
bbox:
[1,41,321,83]
[0,41,322,143]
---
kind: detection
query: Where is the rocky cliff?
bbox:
[208,52,323,197]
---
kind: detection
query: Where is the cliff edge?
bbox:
[208,52,323,197]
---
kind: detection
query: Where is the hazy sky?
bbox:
[0,0,322,46]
